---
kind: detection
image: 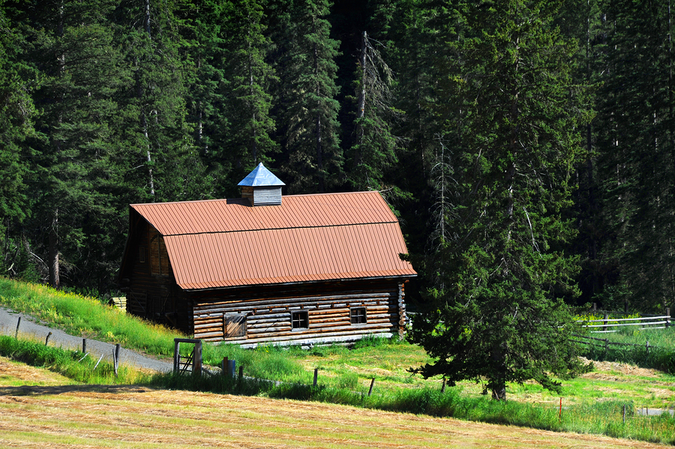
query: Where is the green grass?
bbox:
[2,277,675,444]
[0,335,150,384]
[578,327,675,373]
[149,371,675,445]
[0,277,183,357]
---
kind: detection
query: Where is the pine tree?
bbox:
[13,0,129,289]
[347,30,399,191]
[409,0,589,400]
[218,0,278,194]
[0,1,39,279]
[592,0,675,312]
[0,2,35,229]
[271,0,343,193]
[114,0,209,204]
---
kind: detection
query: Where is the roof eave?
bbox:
[179,273,417,292]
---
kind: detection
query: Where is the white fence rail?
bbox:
[576,315,671,333]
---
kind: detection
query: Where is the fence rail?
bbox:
[576,315,670,333]
[571,333,659,352]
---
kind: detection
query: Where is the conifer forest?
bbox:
[1,0,674,319]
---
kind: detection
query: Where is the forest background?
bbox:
[0,0,673,315]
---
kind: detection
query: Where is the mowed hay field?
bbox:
[0,357,670,449]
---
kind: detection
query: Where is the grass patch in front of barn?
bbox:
[0,336,151,385]
[0,277,182,357]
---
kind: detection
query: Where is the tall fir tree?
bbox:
[113,0,209,204]
[271,0,343,193]
[0,1,38,279]
[409,0,588,400]
[593,0,675,312]
[219,0,278,193]
[0,1,35,230]
[347,30,400,191]
[13,0,129,289]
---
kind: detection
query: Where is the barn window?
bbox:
[291,311,309,329]
[350,307,367,324]
[224,314,247,338]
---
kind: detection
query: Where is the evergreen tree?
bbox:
[0,2,35,230]
[409,0,588,400]
[14,0,129,289]
[218,0,278,193]
[592,0,675,312]
[271,0,343,193]
[0,1,39,279]
[347,30,399,191]
[114,0,209,204]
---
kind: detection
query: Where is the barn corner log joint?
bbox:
[118,163,417,347]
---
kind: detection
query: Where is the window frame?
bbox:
[291,310,309,330]
[350,307,367,325]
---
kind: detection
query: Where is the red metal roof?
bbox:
[131,191,416,290]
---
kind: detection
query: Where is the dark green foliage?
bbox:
[591,0,675,312]
[0,0,673,327]
[271,0,343,193]
[0,2,35,229]
[409,0,590,400]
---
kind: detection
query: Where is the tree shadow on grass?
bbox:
[0,384,155,397]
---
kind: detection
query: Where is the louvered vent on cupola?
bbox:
[238,163,285,206]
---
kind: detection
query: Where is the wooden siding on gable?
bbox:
[148,226,170,277]
[123,220,189,331]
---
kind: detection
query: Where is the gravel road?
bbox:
[0,307,172,373]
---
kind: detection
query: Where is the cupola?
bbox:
[238,163,285,206]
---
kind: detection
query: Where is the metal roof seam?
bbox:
[156,220,400,237]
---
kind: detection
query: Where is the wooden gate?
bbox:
[173,338,202,376]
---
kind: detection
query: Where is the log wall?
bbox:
[187,280,406,346]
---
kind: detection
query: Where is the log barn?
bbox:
[118,163,417,347]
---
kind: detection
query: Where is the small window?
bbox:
[139,246,146,263]
[291,311,309,329]
[224,314,247,338]
[351,307,367,324]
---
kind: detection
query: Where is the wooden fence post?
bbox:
[368,378,375,397]
[45,332,52,345]
[603,313,609,332]
[173,340,181,374]
[313,368,318,387]
[83,338,87,354]
[15,317,20,339]
[194,340,202,377]
[623,405,626,424]
[222,357,228,376]
[238,365,243,379]
[666,308,671,328]
[113,344,121,377]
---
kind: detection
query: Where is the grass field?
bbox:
[1,277,674,444]
[0,356,670,449]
